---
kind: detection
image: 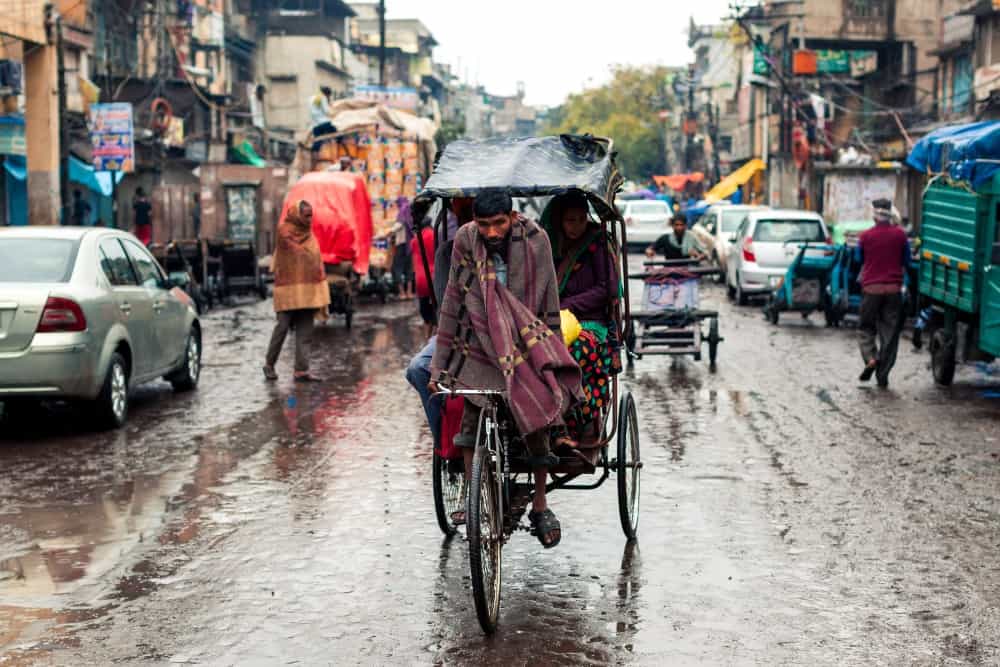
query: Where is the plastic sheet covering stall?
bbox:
[413,134,623,223]
[906,121,1000,188]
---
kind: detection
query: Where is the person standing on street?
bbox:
[857,198,911,388]
[132,187,153,245]
[71,189,92,226]
[264,199,330,383]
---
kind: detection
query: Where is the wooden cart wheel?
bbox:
[708,317,720,371]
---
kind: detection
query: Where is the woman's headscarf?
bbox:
[544,191,598,259]
[281,199,313,245]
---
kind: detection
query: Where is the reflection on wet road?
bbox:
[2,272,1000,664]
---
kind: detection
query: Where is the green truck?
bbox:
[919,176,1000,385]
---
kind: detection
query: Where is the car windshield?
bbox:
[628,202,668,215]
[721,210,749,233]
[753,219,825,243]
[0,238,78,282]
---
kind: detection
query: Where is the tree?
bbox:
[543,65,677,181]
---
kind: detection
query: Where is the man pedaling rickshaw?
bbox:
[428,190,584,549]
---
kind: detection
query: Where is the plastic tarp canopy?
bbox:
[413,134,623,223]
[705,158,765,203]
[653,173,704,191]
[905,121,1000,188]
[69,155,123,197]
[282,171,373,275]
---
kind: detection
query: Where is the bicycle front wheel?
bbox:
[468,444,502,633]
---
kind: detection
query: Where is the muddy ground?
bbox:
[1,266,999,665]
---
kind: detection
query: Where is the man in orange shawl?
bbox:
[264,200,330,382]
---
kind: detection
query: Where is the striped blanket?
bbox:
[430,217,583,436]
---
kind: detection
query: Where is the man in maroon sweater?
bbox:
[856,198,911,388]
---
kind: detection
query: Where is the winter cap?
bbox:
[872,198,893,223]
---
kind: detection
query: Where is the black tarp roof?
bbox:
[412,134,623,223]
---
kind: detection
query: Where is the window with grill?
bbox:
[844,0,887,19]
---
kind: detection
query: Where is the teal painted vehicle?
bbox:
[917,175,1000,385]
[762,242,841,325]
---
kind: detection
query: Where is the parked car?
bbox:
[0,227,202,429]
[691,204,769,278]
[726,209,830,305]
[620,199,672,248]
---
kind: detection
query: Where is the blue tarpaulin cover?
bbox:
[69,155,122,197]
[906,121,1000,188]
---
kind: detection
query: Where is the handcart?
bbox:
[763,242,839,325]
[149,241,210,313]
[626,258,723,370]
[208,240,269,303]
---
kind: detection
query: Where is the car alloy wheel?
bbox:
[186,335,200,383]
[110,362,127,422]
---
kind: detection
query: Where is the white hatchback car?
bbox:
[691,204,769,276]
[620,199,672,248]
[725,209,830,305]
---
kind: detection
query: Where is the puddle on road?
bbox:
[0,302,419,657]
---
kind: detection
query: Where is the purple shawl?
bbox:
[431,217,583,436]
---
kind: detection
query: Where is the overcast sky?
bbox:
[382,0,735,107]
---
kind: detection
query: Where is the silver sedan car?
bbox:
[0,226,202,428]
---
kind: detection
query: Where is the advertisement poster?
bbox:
[89,103,134,172]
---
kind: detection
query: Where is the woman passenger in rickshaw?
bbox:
[544,191,619,444]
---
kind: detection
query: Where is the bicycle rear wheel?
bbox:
[617,391,641,540]
[469,444,502,633]
[432,451,465,537]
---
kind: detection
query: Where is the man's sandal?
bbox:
[528,508,561,549]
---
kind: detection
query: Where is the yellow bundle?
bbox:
[560,309,581,347]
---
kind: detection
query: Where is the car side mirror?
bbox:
[992,242,1000,265]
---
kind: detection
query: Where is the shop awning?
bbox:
[705,158,765,203]
[653,172,704,191]
[231,140,266,167]
[69,155,123,197]
[3,155,26,181]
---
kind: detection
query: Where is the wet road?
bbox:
[2,263,1000,665]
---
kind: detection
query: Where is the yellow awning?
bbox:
[705,158,765,203]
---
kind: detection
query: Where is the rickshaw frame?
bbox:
[412,134,642,634]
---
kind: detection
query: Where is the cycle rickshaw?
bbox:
[411,134,642,634]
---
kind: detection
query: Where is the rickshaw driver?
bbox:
[645,214,707,261]
[429,191,584,549]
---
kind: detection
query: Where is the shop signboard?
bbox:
[89,102,134,172]
[354,85,419,112]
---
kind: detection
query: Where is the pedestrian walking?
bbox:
[412,222,436,339]
[132,187,152,245]
[857,198,911,388]
[390,199,414,299]
[263,199,330,383]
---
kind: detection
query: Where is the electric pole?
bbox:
[684,63,695,173]
[55,10,69,224]
[378,0,386,87]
